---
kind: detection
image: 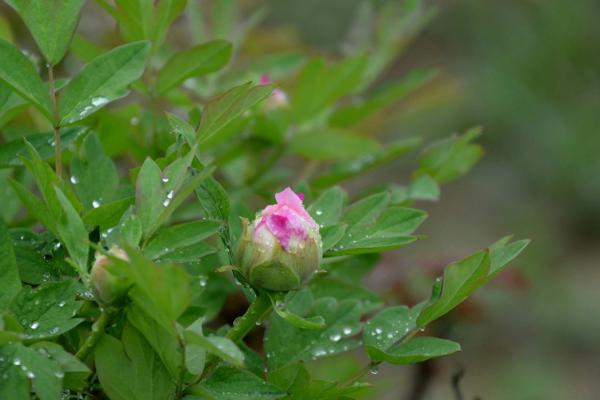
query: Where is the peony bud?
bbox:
[90,247,130,306]
[259,74,289,110]
[237,187,322,291]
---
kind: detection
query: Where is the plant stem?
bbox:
[48,64,62,178]
[225,292,272,343]
[190,293,272,388]
[75,310,111,361]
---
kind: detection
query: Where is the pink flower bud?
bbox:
[237,188,322,291]
[259,74,289,110]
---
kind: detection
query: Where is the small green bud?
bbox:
[237,187,322,291]
[90,247,130,306]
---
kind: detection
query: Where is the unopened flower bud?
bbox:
[90,247,130,306]
[237,187,322,291]
[259,74,289,111]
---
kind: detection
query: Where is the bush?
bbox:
[0,1,527,399]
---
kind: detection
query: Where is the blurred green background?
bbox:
[260,0,600,398]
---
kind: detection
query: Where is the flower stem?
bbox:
[48,64,61,178]
[225,292,272,343]
[191,293,272,387]
[75,310,111,361]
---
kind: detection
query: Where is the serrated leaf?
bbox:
[9,280,83,340]
[6,0,85,65]
[95,324,176,400]
[197,82,272,144]
[59,41,150,125]
[368,336,460,364]
[156,39,232,94]
[0,216,20,310]
[0,38,52,120]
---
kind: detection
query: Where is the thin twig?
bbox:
[451,365,465,400]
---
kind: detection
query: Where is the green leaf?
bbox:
[188,366,286,400]
[265,297,363,370]
[0,216,20,310]
[368,336,460,364]
[54,186,90,276]
[312,137,422,187]
[269,292,326,330]
[320,224,347,252]
[82,197,134,231]
[363,306,419,359]
[289,129,380,161]
[0,80,27,125]
[9,280,83,340]
[195,177,230,223]
[0,39,52,120]
[156,39,232,94]
[58,41,150,125]
[0,342,62,400]
[144,220,221,259]
[330,68,437,127]
[308,186,346,227]
[127,303,182,381]
[418,127,483,183]
[342,191,390,228]
[417,251,490,326]
[0,127,86,168]
[6,0,85,65]
[30,341,91,390]
[184,331,244,367]
[135,157,163,236]
[292,56,367,122]
[71,134,119,211]
[488,236,530,281]
[166,112,196,145]
[197,82,273,144]
[118,213,143,247]
[407,174,440,201]
[95,324,176,400]
[109,246,191,333]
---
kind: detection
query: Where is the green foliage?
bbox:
[0,1,529,399]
